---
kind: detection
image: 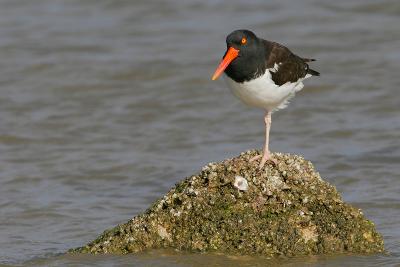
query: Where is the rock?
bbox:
[69,150,384,256]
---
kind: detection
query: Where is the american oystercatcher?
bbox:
[212,29,319,167]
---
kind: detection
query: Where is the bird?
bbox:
[212,29,319,168]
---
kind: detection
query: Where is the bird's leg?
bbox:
[260,110,276,167]
[249,110,277,167]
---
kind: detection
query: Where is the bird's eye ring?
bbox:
[241,37,247,44]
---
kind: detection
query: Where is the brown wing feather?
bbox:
[263,40,317,86]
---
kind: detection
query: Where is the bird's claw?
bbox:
[259,156,277,168]
[249,155,262,162]
[250,153,277,168]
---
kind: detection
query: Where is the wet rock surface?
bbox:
[70,150,384,256]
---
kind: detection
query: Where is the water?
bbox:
[0,0,399,266]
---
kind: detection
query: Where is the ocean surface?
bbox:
[0,0,399,266]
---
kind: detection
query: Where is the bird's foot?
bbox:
[249,154,262,163]
[259,153,278,168]
[250,152,277,168]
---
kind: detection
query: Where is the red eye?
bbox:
[241,37,247,44]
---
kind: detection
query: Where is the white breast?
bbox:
[224,71,308,111]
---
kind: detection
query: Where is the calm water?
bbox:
[0,0,399,266]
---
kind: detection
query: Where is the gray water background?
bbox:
[0,0,399,266]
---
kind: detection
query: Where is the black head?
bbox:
[212,29,266,83]
[225,29,259,52]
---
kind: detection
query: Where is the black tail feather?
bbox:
[302,58,316,62]
[308,68,320,76]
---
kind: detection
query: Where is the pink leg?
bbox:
[250,111,277,167]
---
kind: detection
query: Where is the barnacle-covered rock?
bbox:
[70,150,384,256]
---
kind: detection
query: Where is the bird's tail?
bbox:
[307,68,320,76]
[302,57,316,62]
[303,57,320,76]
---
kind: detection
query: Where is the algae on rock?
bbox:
[70,150,384,256]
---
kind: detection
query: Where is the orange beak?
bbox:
[211,47,239,80]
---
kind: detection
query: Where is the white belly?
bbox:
[224,71,308,111]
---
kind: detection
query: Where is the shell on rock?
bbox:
[234,176,249,191]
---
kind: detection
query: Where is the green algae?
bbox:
[70,150,384,256]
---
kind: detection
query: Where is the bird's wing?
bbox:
[263,40,319,86]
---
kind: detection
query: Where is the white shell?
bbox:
[234,176,249,191]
